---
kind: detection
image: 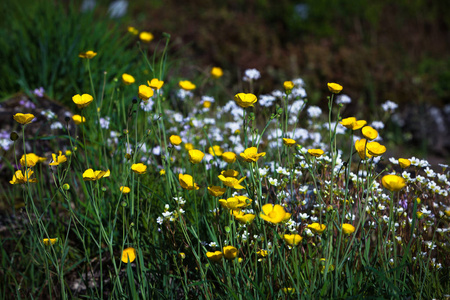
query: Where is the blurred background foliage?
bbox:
[1,0,449,160]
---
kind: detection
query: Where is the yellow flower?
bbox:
[342,223,355,234]
[211,67,223,79]
[240,147,266,162]
[131,163,147,174]
[283,81,294,92]
[416,211,424,219]
[207,186,226,197]
[208,145,224,156]
[308,149,324,157]
[282,138,296,146]
[220,169,239,178]
[159,169,166,176]
[282,288,295,295]
[398,158,411,168]
[361,126,378,140]
[203,101,212,108]
[283,234,303,246]
[188,149,205,164]
[219,196,251,210]
[78,50,97,59]
[354,139,372,160]
[10,169,38,184]
[223,245,238,260]
[20,153,44,167]
[13,113,35,125]
[179,174,199,190]
[222,152,237,163]
[127,26,139,35]
[327,82,343,94]
[307,223,327,234]
[138,85,154,100]
[184,143,194,151]
[233,210,256,224]
[72,114,86,124]
[444,209,450,217]
[257,249,268,257]
[353,120,367,130]
[122,73,135,85]
[339,117,357,129]
[234,93,257,108]
[366,141,386,156]
[82,169,110,181]
[206,251,223,262]
[259,204,286,224]
[169,135,182,146]
[147,78,164,90]
[179,80,196,91]
[49,151,67,166]
[43,238,58,246]
[139,31,154,43]
[121,247,136,263]
[72,94,94,109]
[381,174,406,192]
[120,186,131,194]
[218,175,246,189]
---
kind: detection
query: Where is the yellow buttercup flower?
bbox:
[381,174,406,192]
[203,101,212,108]
[78,50,97,59]
[169,135,182,146]
[398,158,411,169]
[223,245,238,260]
[184,143,194,151]
[131,163,147,174]
[138,85,154,100]
[122,73,135,85]
[218,175,246,189]
[179,174,199,190]
[207,186,226,197]
[206,251,223,262]
[72,94,94,109]
[259,204,286,224]
[327,82,343,94]
[366,141,386,156]
[121,247,136,263]
[283,81,294,92]
[240,147,266,162]
[339,117,357,129]
[147,78,164,90]
[82,169,110,181]
[282,138,296,146]
[13,113,35,125]
[234,93,257,108]
[342,223,356,234]
[233,211,256,224]
[20,153,44,167]
[222,152,237,163]
[72,114,86,124]
[208,145,224,156]
[43,238,58,246]
[211,67,223,79]
[219,196,251,210]
[352,120,367,130]
[159,169,166,176]
[179,80,196,91]
[139,31,154,43]
[362,126,378,140]
[307,223,327,234]
[127,26,139,35]
[354,139,372,160]
[188,149,205,164]
[120,186,131,194]
[10,169,38,184]
[49,151,67,166]
[257,250,268,257]
[308,149,324,157]
[220,169,239,178]
[283,234,302,246]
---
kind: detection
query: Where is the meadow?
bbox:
[1,4,450,299]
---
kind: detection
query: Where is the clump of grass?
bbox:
[1,21,449,300]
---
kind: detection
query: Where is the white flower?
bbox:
[50,122,63,130]
[307,106,322,118]
[268,177,279,186]
[381,100,398,112]
[424,167,436,177]
[335,94,351,104]
[99,117,110,129]
[371,121,385,130]
[258,168,268,176]
[243,68,261,81]
[389,157,399,164]
[140,98,154,111]
[209,241,218,248]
